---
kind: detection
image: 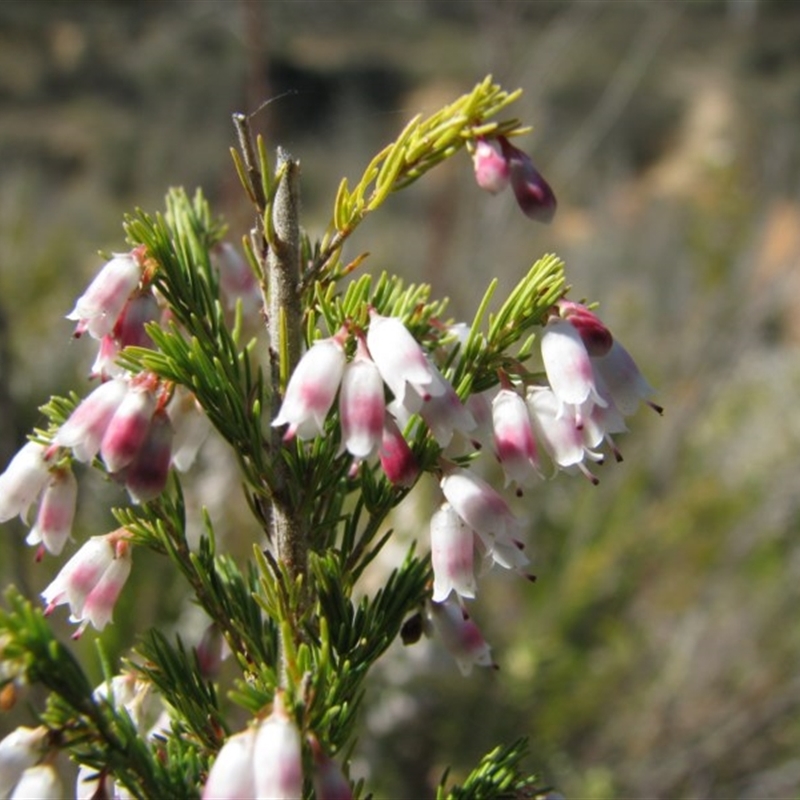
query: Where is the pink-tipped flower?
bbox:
[492,388,540,490]
[440,467,523,543]
[499,137,556,223]
[212,242,262,315]
[10,764,62,800]
[100,381,157,473]
[593,339,661,417]
[42,530,132,636]
[540,318,607,420]
[430,502,476,602]
[0,442,51,523]
[427,597,495,676]
[272,336,346,441]
[67,252,144,340]
[366,311,440,412]
[472,138,510,195]
[338,338,385,459]
[25,466,77,556]
[54,378,129,463]
[123,409,174,503]
[202,726,258,800]
[253,693,304,800]
[378,415,419,488]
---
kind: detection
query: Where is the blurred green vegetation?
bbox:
[2,1,800,798]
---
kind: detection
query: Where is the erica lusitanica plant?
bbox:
[0,77,660,799]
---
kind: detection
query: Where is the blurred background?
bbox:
[2,1,800,797]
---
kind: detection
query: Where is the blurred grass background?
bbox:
[2,1,800,798]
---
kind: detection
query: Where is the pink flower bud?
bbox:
[203,727,258,800]
[430,502,476,602]
[472,138,510,194]
[272,337,346,441]
[0,442,51,523]
[499,137,556,223]
[338,338,385,459]
[100,383,157,473]
[124,409,174,503]
[366,311,440,412]
[492,388,540,490]
[253,694,304,800]
[54,378,129,463]
[378,416,419,487]
[67,252,143,340]
[25,466,77,556]
[558,300,613,357]
[427,597,495,676]
[310,738,352,800]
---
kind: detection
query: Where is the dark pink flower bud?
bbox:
[124,409,174,503]
[378,416,419,488]
[472,138,510,194]
[100,382,157,473]
[499,137,556,223]
[558,300,613,357]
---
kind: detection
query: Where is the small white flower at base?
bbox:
[0,725,47,794]
[41,531,133,636]
[272,336,346,441]
[25,466,78,556]
[67,251,143,340]
[0,442,51,524]
[430,502,477,602]
[10,764,62,800]
[427,598,495,676]
[202,727,258,800]
[253,694,304,800]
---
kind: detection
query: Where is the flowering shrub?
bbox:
[0,77,657,798]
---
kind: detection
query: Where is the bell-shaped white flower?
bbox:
[25,466,77,556]
[272,336,346,441]
[430,502,477,602]
[492,388,540,490]
[202,727,257,800]
[427,597,495,676]
[338,338,385,459]
[0,442,51,524]
[252,694,304,800]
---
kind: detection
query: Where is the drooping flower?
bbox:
[472,138,510,195]
[272,335,346,441]
[498,136,557,223]
[100,380,158,474]
[593,339,661,416]
[167,386,213,472]
[430,502,476,602]
[25,466,77,556]
[54,378,129,463]
[42,530,133,636]
[0,442,51,524]
[310,736,352,800]
[252,693,304,800]
[366,311,440,413]
[212,242,262,315]
[427,597,495,676]
[492,388,540,490]
[67,251,144,340]
[338,337,385,459]
[540,317,607,422]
